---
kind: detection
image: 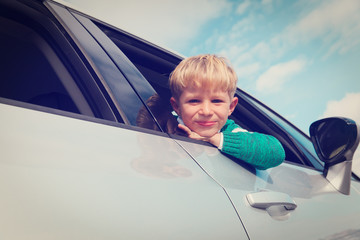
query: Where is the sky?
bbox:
[63,0,360,136]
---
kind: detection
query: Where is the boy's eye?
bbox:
[212,99,224,103]
[188,99,200,103]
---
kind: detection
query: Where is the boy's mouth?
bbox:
[196,121,216,127]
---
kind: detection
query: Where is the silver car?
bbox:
[1,0,359,239]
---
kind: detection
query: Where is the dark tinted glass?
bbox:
[93,21,178,132]
[314,119,348,159]
[0,16,92,116]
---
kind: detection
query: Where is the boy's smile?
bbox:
[171,86,238,138]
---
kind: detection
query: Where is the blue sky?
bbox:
[64,0,360,135]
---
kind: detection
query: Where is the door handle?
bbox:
[246,191,297,210]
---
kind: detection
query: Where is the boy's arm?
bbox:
[220,119,285,169]
[220,131,285,170]
[177,121,285,170]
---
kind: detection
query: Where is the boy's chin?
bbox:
[195,130,219,138]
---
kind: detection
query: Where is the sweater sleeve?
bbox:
[220,130,285,170]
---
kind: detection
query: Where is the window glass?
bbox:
[0,16,93,116]
[92,21,179,132]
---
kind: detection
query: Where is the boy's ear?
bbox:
[229,97,238,116]
[170,97,180,114]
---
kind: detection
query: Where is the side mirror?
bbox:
[310,117,360,195]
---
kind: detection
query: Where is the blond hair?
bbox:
[169,54,237,100]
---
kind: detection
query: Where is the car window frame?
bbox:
[0,0,122,122]
[47,1,164,129]
[68,9,171,132]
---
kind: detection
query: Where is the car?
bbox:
[1,0,360,239]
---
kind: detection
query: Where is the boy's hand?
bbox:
[177,124,221,148]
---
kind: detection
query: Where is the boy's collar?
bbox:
[177,116,185,126]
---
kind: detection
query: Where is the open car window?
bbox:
[92,16,322,169]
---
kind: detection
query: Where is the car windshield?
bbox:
[240,92,324,170]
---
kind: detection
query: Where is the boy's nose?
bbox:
[200,102,212,115]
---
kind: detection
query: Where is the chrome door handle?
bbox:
[246,191,297,210]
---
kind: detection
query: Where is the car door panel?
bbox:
[174,139,360,239]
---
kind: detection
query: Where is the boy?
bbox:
[169,54,285,170]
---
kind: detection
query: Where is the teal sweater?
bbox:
[220,120,285,170]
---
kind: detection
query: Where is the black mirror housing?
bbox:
[309,117,360,195]
[310,117,359,166]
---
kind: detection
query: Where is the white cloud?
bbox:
[230,17,255,38]
[321,92,360,123]
[218,41,274,79]
[236,0,251,15]
[260,0,274,13]
[236,62,260,79]
[63,0,232,50]
[217,0,360,88]
[274,0,360,58]
[261,0,272,5]
[255,58,306,93]
[220,44,250,63]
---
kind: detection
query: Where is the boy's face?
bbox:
[171,86,238,138]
